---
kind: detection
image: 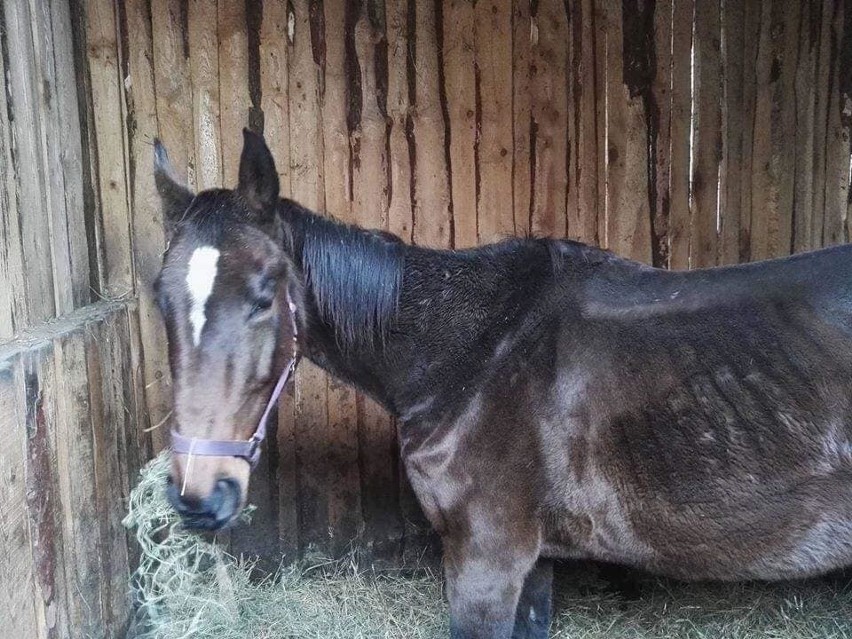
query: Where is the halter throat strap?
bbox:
[170,293,299,469]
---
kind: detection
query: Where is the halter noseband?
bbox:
[170,293,300,469]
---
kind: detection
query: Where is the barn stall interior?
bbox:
[1,0,852,637]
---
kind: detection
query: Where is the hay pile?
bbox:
[123,453,447,639]
[125,454,852,639]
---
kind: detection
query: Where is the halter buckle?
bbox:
[247,436,263,467]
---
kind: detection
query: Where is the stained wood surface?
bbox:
[0,299,144,638]
[86,0,134,297]
[3,0,852,599]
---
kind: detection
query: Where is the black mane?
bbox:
[280,201,405,351]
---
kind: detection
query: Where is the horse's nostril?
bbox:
[214,478,240,523]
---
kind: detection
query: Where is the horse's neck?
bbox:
[300,238,560,420]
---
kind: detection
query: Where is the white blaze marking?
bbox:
[186,246,220,345]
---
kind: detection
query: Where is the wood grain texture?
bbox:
[123,0,172,453]
[37,0,91,312]
[53,331,104,636]
[219,0,251,185]
[12,0,850,580]
[445,0,477,247]
[189,0,224,190]
[351,0,399,564]
[593,0,608,248]
[738,0,762,262]
[604,0,652,263]
[258,0,299,558]
[475,0,514,244]
[260,0,293,197]
[647,0,672,267]
[566,0,600,246]
[529,0,568,239]
[4,0,56,323]
[410,0,452,249]
[0,301,140,639]
[821,0,850,247]
[749,0,800,260]
[386,0,414,243]
[85,317,130,632]
[668,0,694,269]
[31,0,75,316]
[690,0,722,267]
[21,342,70,639]
[152,0,195,188]
[720,0,746,264]
[86,0,134,296]
[0,358,40,638]
[0,20,27,339]
[288,0,333,556]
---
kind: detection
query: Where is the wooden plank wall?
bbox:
[0,2,150,636]
[0,0,851,631]
[0,300,150,639]
[104,0,852,565]
[3,3,852,621]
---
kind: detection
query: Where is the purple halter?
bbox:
[170,294,299,468]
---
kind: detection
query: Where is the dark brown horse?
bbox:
[153,130,852,639]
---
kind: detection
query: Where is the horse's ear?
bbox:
[237,128,279,218]
[153,139,194,238]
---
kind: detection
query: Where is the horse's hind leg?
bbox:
[511,559,553,639]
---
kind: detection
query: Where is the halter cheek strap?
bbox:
[170,293,300,469]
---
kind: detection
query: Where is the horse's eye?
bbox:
[249,297,274,318]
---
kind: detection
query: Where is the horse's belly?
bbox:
[544,470,852,581]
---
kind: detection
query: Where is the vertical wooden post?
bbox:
[3,0,57,322]
[650,0,673,268]
[690,0,722,268]
[445,0,477,247]
[668,0,694,269]
[411,0,452,249]
[53,331,104,636]
[749,0,800,260]
[189,0,224,190]
[21,344,71,639]
[475,0,514,243]
[259,0,300,559]
[37,0,91,311]
[0,359,40,637]
[219,0,251,184]
[86,0,134,296]
[566,0,602,246]
[720,0,746,264]
[124,0,170,453]
[288,0,332,558]
[529,0,568,239]
[821,0,850,246]
[0,21,28,338]
[152,0,195,188]
[386,0,414,243]
[604,0,652,263]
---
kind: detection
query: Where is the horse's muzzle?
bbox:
[166,477,241,530]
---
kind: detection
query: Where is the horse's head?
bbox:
[153,130,301,530]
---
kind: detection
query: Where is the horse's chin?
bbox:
[178,510,240,532]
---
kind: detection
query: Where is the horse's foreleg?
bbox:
[443,537,538,639]
[511,558,553,639]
